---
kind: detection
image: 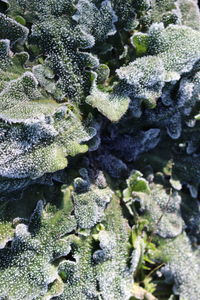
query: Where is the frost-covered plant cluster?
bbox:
[1,0,200,299]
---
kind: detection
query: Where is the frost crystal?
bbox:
[0,1,200,299]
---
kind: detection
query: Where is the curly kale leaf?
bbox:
[178,0,200,30]
[72,169,112,228]
[103,128,160,162]
[0,39,29,91]
[7,0,76,21]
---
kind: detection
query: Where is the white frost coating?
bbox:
[162,233,200,300]
[166,113,182,139]
[0,70,95,184]
[0,13,29,44]
[15,223,31,239]
[138,184,184,238]
[73,0,118,42]
[86,71,130,122]
[117,56,165,102]
[102,0,118,32]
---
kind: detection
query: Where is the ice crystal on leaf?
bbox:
[0,12,28,44]
[1,0,200,299]
[73,0,118,43]
[57,196,133,300]
[161,233,200,300]
[0,70,95,192]
[124,171,183,238]
[0,198,75,299]
[87,22,200,122]
[72,168,112,228]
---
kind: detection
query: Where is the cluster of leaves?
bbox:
[1,0,200,299]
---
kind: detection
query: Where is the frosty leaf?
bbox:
[86,71,130,122]
[131,32,149,56]
[110,0,136,30]
[0,72,95,192]
[148,23,200,74]
[8,0,100,102]
[30,16,99,102]
[72,168,112,228]
[88,24,200,122]
[93,196,133,300]
[178,0,200,30]
[44,278,64,300]
[111,0,150,30]
[73,0,118,43]
[0,39,10,68]
[139,184,183,238]
[118,24,200,114]
[117,56,166,108]
[0,196,76,299]
[146,0,200,29]
[86,86,130,122]
[123,170,151,203]
[104,129,160,162]
[147,0,179,27]
[33,64,57,95]
[0,218,14,248]
[0,39,29,91]
[0,12,28,44]
[126,174,183,239]
[8,0,76,21]
[160,233,200,300]
[95,64,110,84]
[96,154,128,178]
[58,196,133,300]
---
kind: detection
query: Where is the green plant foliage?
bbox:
[30,16,99,102]
[72,169,112,228]
[160,233,200,300]
[58,196,133,300]
[123,170,151,203]
[0,196,76,299]
[177,0,200,30]
[87,22,200,122]
[0,40,29,90]
[0,72,94,191]
[1,0,200,299]
[86,73,130,122]
[124,171,183,238]
[73,0,118,43]
[0,12,28,44]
